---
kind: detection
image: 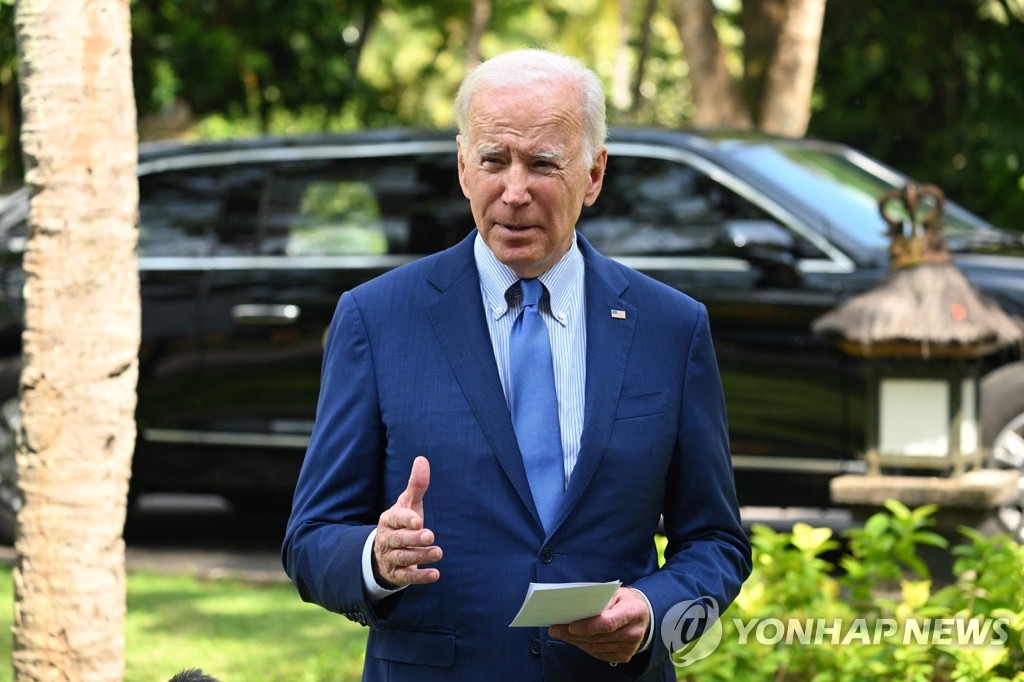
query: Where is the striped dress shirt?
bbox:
[473,232,587,490]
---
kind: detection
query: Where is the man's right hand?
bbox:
[372,455,442,587]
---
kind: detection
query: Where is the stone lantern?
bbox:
[813,183,1024,476]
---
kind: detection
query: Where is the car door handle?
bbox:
[231,304,301,325]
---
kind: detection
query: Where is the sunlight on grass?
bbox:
[0,564,370,682]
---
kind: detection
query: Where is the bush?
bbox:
[673,501,1024,681]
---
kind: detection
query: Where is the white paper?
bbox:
[509,581,622,627]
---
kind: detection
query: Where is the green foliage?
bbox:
[130,0,383,130]
[937,526,1024,616]
[811,0,1024,230]
[841,500,949,606]
[0,1,20,187]
[677,505,1024,681]
[747,522,841,616]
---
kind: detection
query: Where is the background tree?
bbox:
[666,0,826,136]
[130,0,382,137]
[1,1,21,194]
[755,0,825,136]
[668,0,752,128]
[2,0,1022,222]
[809,0,1024,229]
[466,0,492,68]
[12,0,139,678]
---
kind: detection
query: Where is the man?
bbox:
[282,48,751,680]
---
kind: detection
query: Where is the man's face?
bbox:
[457,81,607,279]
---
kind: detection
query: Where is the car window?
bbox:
[727,144,993,250]
[579,154,825,259]
[137,152,470,259]
[139,169,225,257]
[286,180,386,256]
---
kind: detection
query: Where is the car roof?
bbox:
[136,126,850,159]
[138,128,459,161]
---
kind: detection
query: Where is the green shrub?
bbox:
[673,501,1024,681]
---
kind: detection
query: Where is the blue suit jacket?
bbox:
[282,232,751,681]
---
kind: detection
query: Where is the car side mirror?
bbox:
[716,220,802,288]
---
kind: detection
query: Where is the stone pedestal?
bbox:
[830,469,1020,533]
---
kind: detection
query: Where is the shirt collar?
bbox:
[474,232,583,327]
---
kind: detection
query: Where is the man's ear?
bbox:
[583,147,608,207]
[456,135,471,200]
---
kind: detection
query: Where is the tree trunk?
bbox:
[12,0,139,679]
[466,0,491,69]
[611,0,634,113]
[668,0,752,128]
[759,0,827,137]
[630,0,658,114]
[741,0,787,123]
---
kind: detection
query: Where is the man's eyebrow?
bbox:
[472,146,566,163]
[533,150,565,162]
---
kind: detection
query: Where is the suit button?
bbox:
[530,639,542,656]
[540,547,554,563]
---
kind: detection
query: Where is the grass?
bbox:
[0,564,370,681]
[0,540,672,679]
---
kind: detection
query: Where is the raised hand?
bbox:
[372,456,442,587]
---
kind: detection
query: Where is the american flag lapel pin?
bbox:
[611,309,626,319]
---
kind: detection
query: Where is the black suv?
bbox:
[0,128,1022,541]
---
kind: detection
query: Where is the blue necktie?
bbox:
[509,279,563,531]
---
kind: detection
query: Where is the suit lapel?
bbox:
[424,234,638,535]
[425,235,540,525]
[556,238,636,529]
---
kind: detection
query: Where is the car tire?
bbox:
[981,361,1024,542]
[0,357,21,545]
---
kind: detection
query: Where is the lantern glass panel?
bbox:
[879,378,949,457]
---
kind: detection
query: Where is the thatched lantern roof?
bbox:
[812,183,1024,359]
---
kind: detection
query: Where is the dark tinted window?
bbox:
[729,144,994,250]
[139,169,225,257]
[137,151,470,258]
[580,154,824,258]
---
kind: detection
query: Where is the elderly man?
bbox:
[282,48,751,680]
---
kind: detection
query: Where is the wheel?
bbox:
[0,358,22,545]
[981,361,1024,542]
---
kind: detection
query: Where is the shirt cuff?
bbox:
[361,528,406,601]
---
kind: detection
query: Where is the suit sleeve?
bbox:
[632,302,752,667]
[281,291,393,627]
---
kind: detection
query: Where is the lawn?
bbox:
[0,564,370,681]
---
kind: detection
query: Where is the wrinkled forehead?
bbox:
[464,82,585,155]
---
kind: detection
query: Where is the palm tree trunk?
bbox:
[13,0,139,678]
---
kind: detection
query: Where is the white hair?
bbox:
[454,49,607,164]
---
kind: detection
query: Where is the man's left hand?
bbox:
[548,587,650,664]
